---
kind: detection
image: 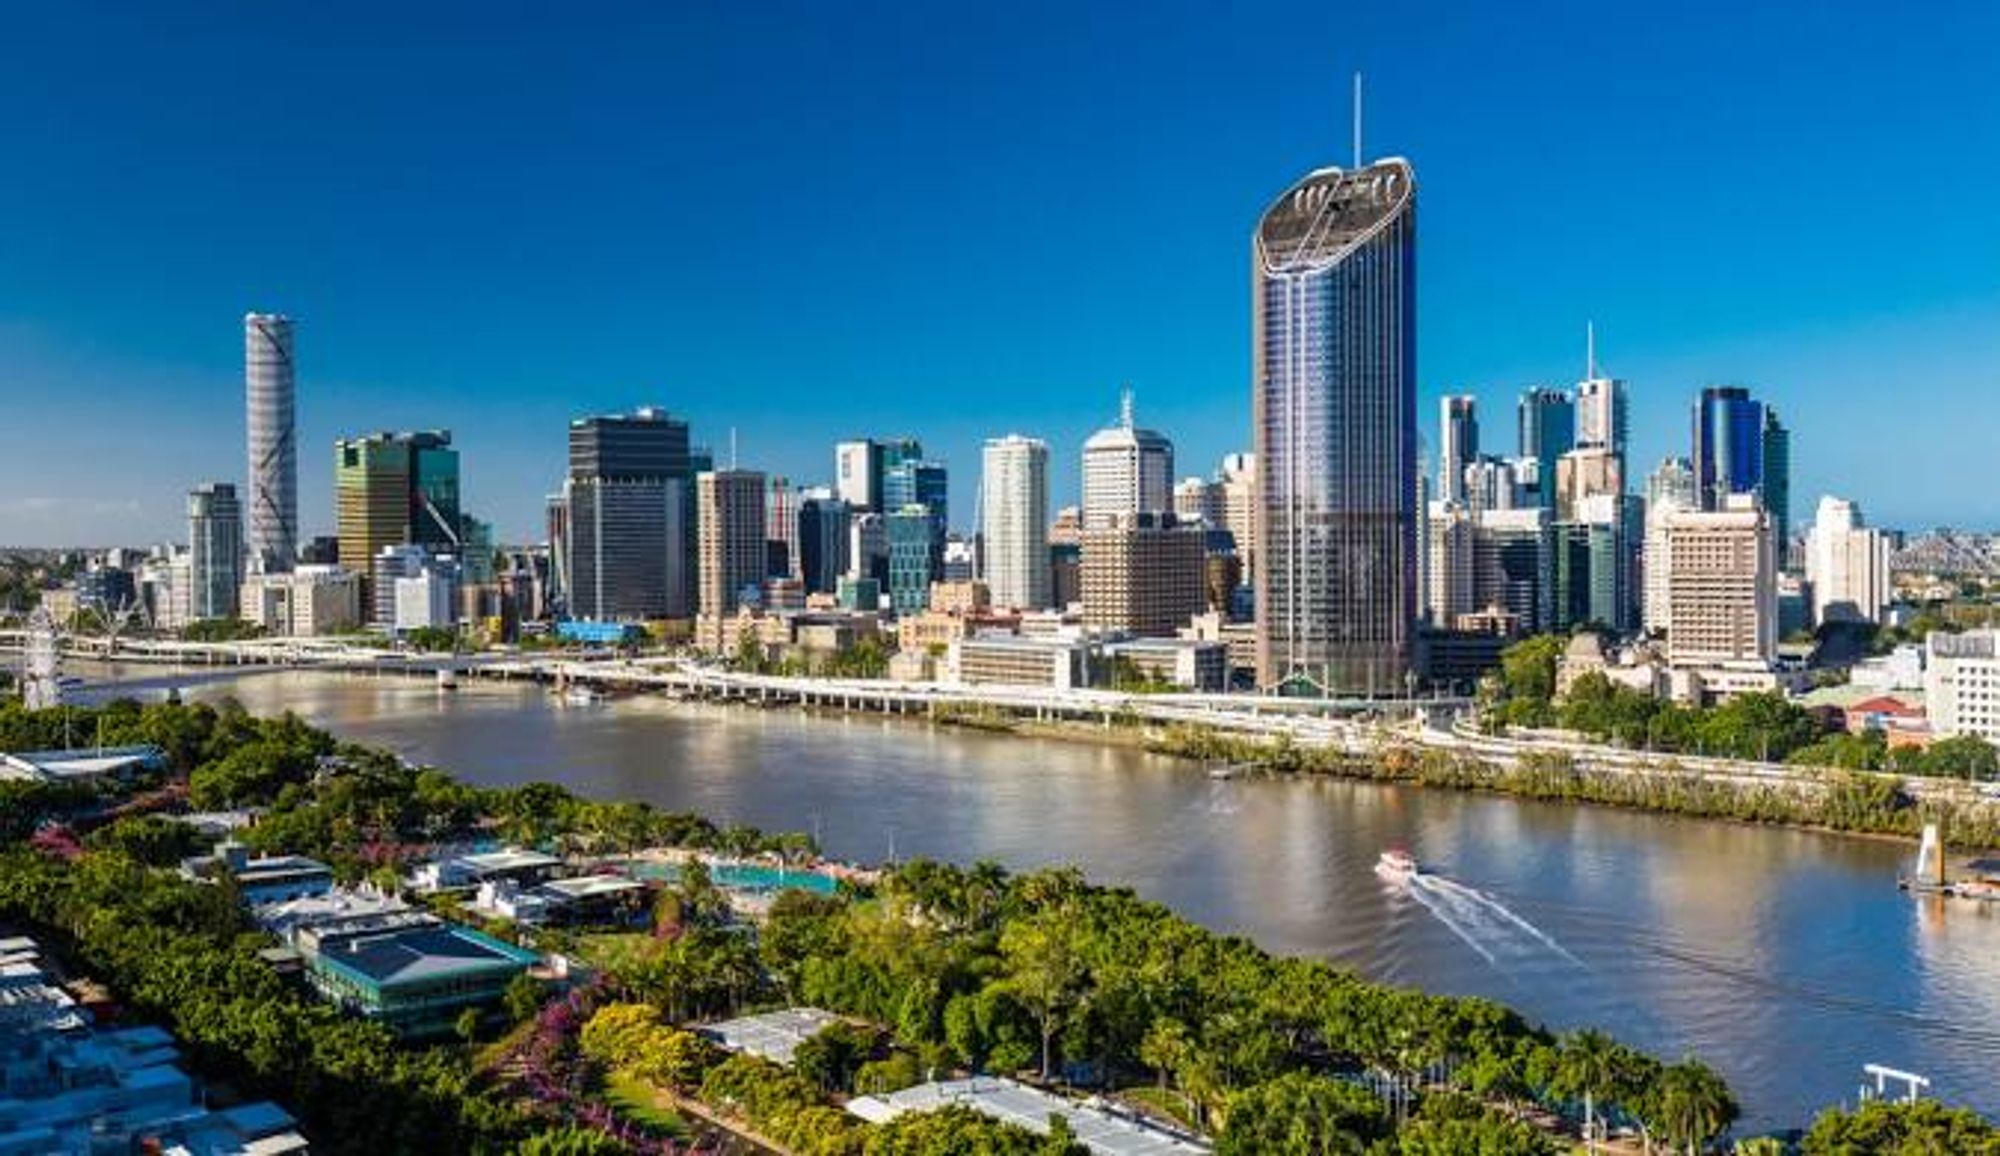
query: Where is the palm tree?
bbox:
[1643,1059,1738,1156]
[1554,1029,1624,1153]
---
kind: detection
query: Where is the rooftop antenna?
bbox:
[728,427,739,470]
[1119,385,1135,430]
[1586,321,1598,380]
[1352,72,1364,169]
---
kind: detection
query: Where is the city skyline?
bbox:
[5,3,2000,546]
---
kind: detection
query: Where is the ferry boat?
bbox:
[1375,848,1421,883]
[435,669,459,691]
[562,685,604,705]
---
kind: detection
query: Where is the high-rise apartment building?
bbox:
[1806,496,1890,625]
[834,440,880,511]
[559,409,692,621]
[1081,391,1173,528]
[244,312,297,572]
[1253,159,1418,695]
[1437,395,1478,505]
[1079,513,1206,637]
[1660,497,1776,666]
[187,483,243,621]
[980,435,1050,611]
[1423,502,1475,626]
[697,470,768,617]
[765,476,798,578]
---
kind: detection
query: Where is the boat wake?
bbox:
[1400,871,1584,972]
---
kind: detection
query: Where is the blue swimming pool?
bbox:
[633,860,841,895]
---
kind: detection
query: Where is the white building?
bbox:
[1925,630,2000,746]
[1423,501,1475,626]
[240,565,364,637]
[1806,495,1891,625]
[1661,496,1776,666]
[1574,376,1628,454]
[834,439,879,511]
[1080,391,1172,528]
[1643,456,1699,635]
[393,569,458,632]
[244,312,298,573]
[1219,452,1257,578]
[980,435,1050,610]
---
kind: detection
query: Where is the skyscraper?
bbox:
[1575,377,1628,455]
[834,440,882,511]
[187,483,242,621]
[244,312,297,573]
[980,435,1050,611]
[1252,159,1418,695]
[1692,386,1765,511]
[882,459,949,530]
[1643,457,1699,635]
[886,506,943,616]
[697,469,768,617]
[335,431,460,575]
[1762,408,1792,552]
[1081,390,1173,528]
[1516,387,1574,509]
[795,491,852,595]
[1437,395,1477,505]
[560,409,692,621]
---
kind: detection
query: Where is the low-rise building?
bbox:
[240,566,364,637]
[0,745,165,785]
[1926,630,2000,747]
[946,635,1089,690]
[409,848,562,893]
[299,912,539,1038]
[180,843,334,906]
[1098,638,1227,692]
[0,938,310,1155]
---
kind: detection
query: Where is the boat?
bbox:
[435,670,459,691]
[1208,765,1235,781]
[1375,848,1421,883]
[562,685,604,705]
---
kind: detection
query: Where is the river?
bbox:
[78,665,2000,1132]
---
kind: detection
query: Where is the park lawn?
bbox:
[575,930,661,973]
[1115,1084,1200,1131]
[604,1068,689,1137]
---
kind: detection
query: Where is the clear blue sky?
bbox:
[3,0,1997,547]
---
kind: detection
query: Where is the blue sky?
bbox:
[2,0,1997,546]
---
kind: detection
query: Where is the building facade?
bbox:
[240,566,364,636]
[1437,395,1477,505]
[244,312,297,572]
[1253,159,1418,695]
[1925,631,2000,746]
[560,409,692,621]
[1081,391,1173,528]
[1079,513,1206,637]
[1806,495,1890,625]
[886,506,943,616]
[980,435,1051,611]
[1661,497,1776,665]
[697,469,768,618]
[187,482,243,621]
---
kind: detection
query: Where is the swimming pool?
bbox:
[632,860,841,895]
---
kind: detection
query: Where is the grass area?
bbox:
[574,931,660,973]
[604,1068,689,1137]
[1115,1084,1200,1131]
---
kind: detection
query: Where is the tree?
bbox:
[1637,1059,1738,1155]
[454,1006,482,1044]
[793,1021,873,1094]
[999,912,1088,1081]
[1552,1029,1626,1153]
[1216,1071,1388,1155]
[1802,1098,2000,1154]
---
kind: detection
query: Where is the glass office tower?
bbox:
[1252,158,1418,696]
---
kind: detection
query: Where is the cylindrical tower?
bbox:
[244,312,297,573]
[1251,159,1418,696]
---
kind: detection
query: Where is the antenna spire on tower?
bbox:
[1119,385,1135,430]
[1586,321,1598,380]
[728,427,739,470]
[1352,72,1364,169]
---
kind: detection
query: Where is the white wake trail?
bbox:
[1426,876,1584,966]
